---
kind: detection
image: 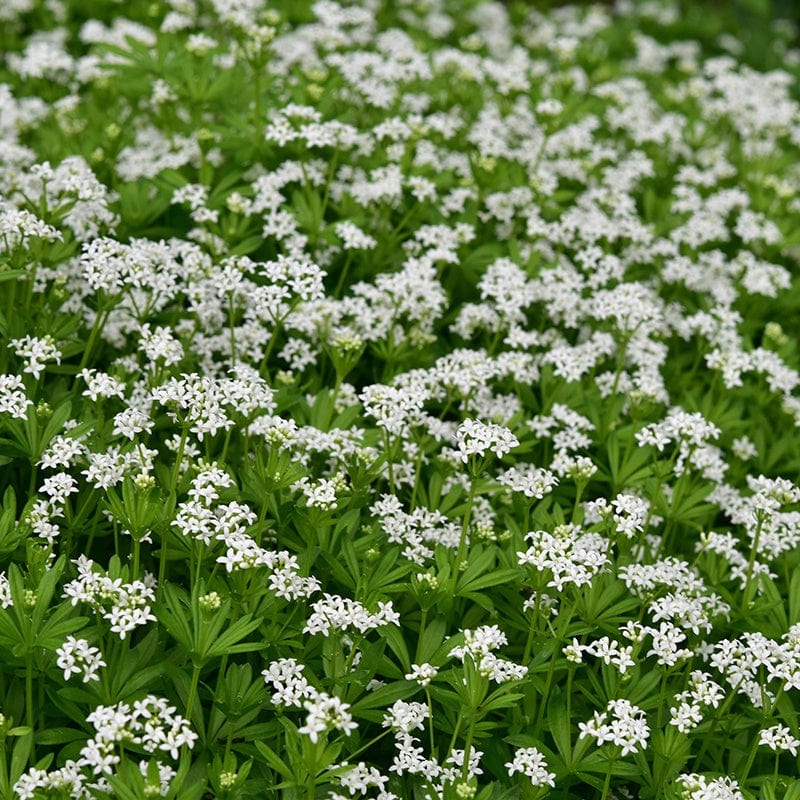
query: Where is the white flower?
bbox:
[299,693,357,743]
[578,699,650,756]
[9,334,61,379]
[382,700,428,734]
[55,636,106,682]
[456,419,519,463]
[0,374,32,419]
[405,663,438,687]
[505,746,555,787]
[759,724,800,757]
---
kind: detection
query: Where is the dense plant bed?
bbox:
[0,1,799,798]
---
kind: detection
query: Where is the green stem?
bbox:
[25,653,35,761]
[426,688,435,756]
[415,607,428,663]
[737,730,761,786]
[185,662,202,726]
[742,511,766,611]
[159,424,189,601]
[228,294,238,365]
[334,251,354,298]
[446,716,463,762]
[76,306,109,376]
[132,539,140,581]
[534,598,576,736]
[461,716,476,782]
[656,669,669,729]
[341,728,392,763]
[600,756,616,800]
[259,319,282,380]
[522,591,540,666]
[449,479,478,598]
[382,431,396,495]
[409,444,424,511]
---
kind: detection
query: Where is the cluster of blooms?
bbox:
[504,746,555,788]
[150,371,275,439]
[455,419,519,464]
[496,464,558,500]
[303,594,400,637]
[448,625,528,684]
[371,493,460,565]
[0,0,799,796]
[9,335,62,380]
[55,636,106,683]
[669,670,725,733]
[262,657,357,744]
[619,558,731,635]
[578,698,651,756]
[585,493,651,539]
[675,774,745,800]
[62,555,156,640]
[14,696,194,799]
[173,465,320,600]
[707,630,800,708]
[517,525,610,591]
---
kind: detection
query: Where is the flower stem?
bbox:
[185,662,202,725]
[449,479,477,598]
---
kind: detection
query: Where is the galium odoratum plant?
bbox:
[0,0,800,798]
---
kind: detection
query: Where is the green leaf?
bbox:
[0,269,26,283]
[417,615,447,665]
[380,624,411,673]
[35,727,87,746]
[350,680,415,715]
[790,569,800,625]
[203,613,262,661]
[254,740,294,779]
[459,567,519,594]
[547,689,572,767]
[10,731,33,784]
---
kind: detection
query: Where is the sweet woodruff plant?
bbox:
[0,0,799,799]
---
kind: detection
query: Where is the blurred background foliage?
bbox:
[1,0,798,82]
[507,0,799,72]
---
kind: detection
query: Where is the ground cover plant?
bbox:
[0,0,800,798]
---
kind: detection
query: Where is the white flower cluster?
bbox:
[675,773,744,800]
[504,746,555,788]
[304,594,400,637]
[371,493,460,565]
[496,464,558,499]
[456,418,519,464]
[55,635,106,683]
[578,698,650,756]
[382,700,428,734]
[9,334,61,380]
[708,630,800,708]
[14,696,195,799]
[517,525,609,591]
[669,670,724,733]
[333,761,396,800]
[586,492,650,538]
[0,374,31,419]
[448,624,528,683]
[62,555,156,640]
[405,662,438,687]
[759,724,800,757]
[173,466,320,600]
[262,658,317,708]
[568,635,635,674]
[262,656,359,745]
[151,371,275,440]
